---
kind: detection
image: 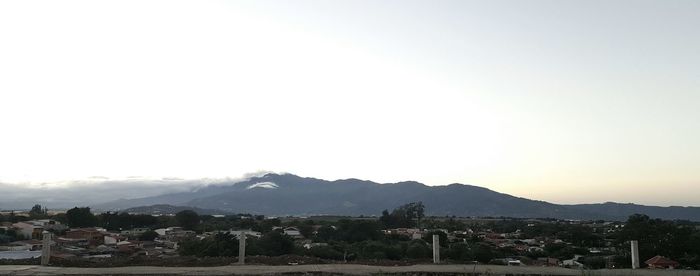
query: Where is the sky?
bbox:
[0,0,698,206]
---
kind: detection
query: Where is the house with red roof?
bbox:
[645,255,679,269]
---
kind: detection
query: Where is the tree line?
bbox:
[4,203,700,267]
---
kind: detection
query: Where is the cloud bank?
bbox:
[0,171,271,210]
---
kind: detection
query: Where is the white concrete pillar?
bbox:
[238,233,246,265]
[631,240,639,269]
[41,231,52,266]
[432,234,440,264]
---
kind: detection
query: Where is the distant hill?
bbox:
[93,173,700,221]
[120,204,232,216]
[565,202,700,221]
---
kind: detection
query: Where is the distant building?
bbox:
[116,240,142,253]
[282,227,303,239]
[0,250,42,260]
[65,228,106,246]
[120,228,150,237]
[303,242,328,249]
[0,240,40,251]
[537,257,560,267]
[508,260,523,266]
[12,220,67,240]
[11,222,43,239]
[32,219,67,231]
[154,227,194,243]
[385,228,423,239]
[104,234,128,245]
[14,240,43,251]
[645,256,679,269]
[228,229,261,239]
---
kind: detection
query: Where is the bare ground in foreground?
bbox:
[1,264,699,276]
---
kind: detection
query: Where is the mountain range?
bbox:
[92,173,700,221]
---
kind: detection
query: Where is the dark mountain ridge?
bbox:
[121,204,232,216]
[93,173,700,221]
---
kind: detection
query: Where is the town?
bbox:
[1,202,698,269]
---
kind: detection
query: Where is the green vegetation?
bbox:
[28,204,48,218]
[616,214,700,267]
[66,207,98,227]
[175,210,200,230]
[138,230,159,241]
[379,201,425,228]
[100,212,158,231]
[4,202,700,268]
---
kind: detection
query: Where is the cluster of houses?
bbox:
[0,218,683,269]
[0,219,197,260]
[0,219,322,261]
[381,225,680,269]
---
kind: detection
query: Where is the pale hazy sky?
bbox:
[0,1,698,206]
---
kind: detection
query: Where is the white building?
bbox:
[228,229,261,239]
[283,227,303,238]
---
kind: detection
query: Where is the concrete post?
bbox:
[631,240,639,269]
[432,234,440,264]
[41,231,52,266]
[238,232,246,265]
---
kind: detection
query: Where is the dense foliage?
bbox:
[100,212,158,231]
[615,214,700,266]
[175,210,200,230]
[66,207,98,227]
[379,201,425,228]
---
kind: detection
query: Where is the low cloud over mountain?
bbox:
[3,173,700,221]
[0,172,268,209]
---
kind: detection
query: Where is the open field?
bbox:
[1,264,699,276]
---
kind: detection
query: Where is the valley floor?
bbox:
[0,264,698,276]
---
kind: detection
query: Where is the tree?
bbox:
[315,225,337,242]
[66,207,98,227]
[423,230,448,247]
[406,240,431,259]
[335,220,382,242]
[178,232,239,257]
[473,243,497,263]
[407,202,425,228]
[379,209,392,227]
[0,228,17,244]
[138,230,159,241]
[308,245,345,260]
[298,224,313,239]
[379,202,426,228]
[255,218,281,233]
[175,210,200,230]
[353,240,402,260]
[258,231,295,256]
[99,212,158,231]
[617,214,694,265]
[445,242,472,261]
[29,204,47,218]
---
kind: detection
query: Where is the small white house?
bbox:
[104,235,127,245]
[303,242,328,249]
[283,227,303,238]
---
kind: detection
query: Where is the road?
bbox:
[1,264,698,275]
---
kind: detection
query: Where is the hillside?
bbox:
[121,204,232,216]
